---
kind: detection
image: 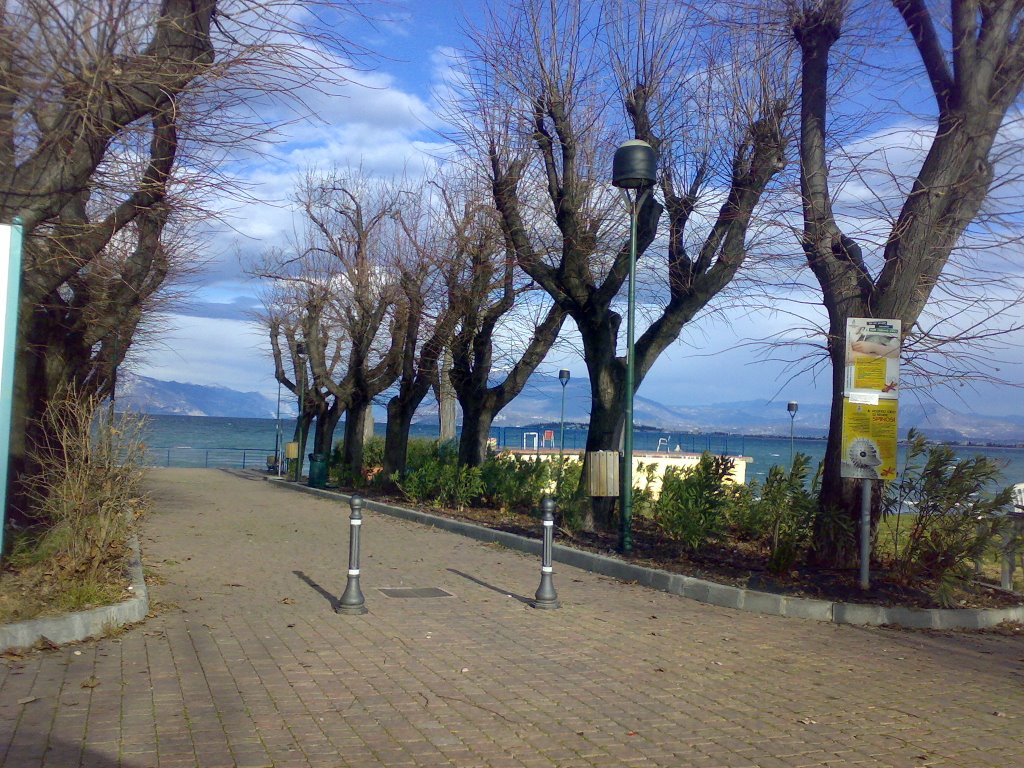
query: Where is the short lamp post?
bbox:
[787,401,798,467]
[557,369,570,493]
[295,341,307,482]
[612,139,658,554]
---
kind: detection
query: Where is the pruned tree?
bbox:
[413,172,567,467]
[786,0,1024,564]
[1,0,369,522]
[293,167,409,476]
[455,0,793,529]
[380,182,461,482]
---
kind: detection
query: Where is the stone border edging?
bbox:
[0,534,149,653]
[271,478,1024,630]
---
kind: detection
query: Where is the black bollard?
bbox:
[532,496,561,609]
[336,495,368,615]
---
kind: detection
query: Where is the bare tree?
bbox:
[787,0,1024,564]
[380,183,461,482]
[454,0,793,529]
[1,0,368,520]
[424,175,567,467]
[293,167,410,476]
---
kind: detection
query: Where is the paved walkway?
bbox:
[1,469,1022,768]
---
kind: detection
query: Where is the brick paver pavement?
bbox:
[1,468,1022,767]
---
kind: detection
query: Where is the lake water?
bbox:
[135,414,1024,485]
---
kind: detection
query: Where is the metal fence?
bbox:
[144,447,278,470]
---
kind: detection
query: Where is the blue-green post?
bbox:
[0,220,23,562]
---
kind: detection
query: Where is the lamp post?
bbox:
[787,401,798,467]
[557,369,570,493]
[612,139,658,554]
[275,378,282,477]
[295,341,307,482]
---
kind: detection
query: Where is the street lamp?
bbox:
[612,139,658,554]
[787,401,798,467]
[557,369,570,493]
[275,378,282,477]
[295,341,307,482]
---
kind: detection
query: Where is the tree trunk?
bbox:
[361,405,375,445]
[342,399,370,475]
[382,397,416,484]
[579,361,625,533]
[457,393,497,467]
[437,347,457,444]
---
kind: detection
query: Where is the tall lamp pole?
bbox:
[787,401,798,467]
[612,139,658,554]
[557,369,570,493]
[275,378,282,477]
[295,341,307,482]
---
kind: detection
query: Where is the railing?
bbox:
[144,447,279,470]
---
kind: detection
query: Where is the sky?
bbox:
[132,0,1024,421]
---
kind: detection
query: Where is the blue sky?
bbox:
[133,0,1024,420]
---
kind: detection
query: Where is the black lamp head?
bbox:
[612,140,657,189]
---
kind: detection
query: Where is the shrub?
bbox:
[757,455,819,574]
[479,453,551,512]
[880,429,1012,605]
[553,458,585,531]
[653,453,735,550]
[632,462,660,519]
[395,453,483,512]
[24,386,146,579]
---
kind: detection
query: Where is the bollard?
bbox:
[532,496,561,609]
[336,495,368,615]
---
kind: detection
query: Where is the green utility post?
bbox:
[0,220,24,563]
[611,141,658,554]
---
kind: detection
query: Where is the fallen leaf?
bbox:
[626,731,638,737]
[798,717,816,725]
[81,676,100,689]
[16,696,37,705]
[992,711,1006,717]
[280,597,295,605]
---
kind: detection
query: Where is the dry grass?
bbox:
[0,388,147,624]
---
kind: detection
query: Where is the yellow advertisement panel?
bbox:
[840,398,898,481]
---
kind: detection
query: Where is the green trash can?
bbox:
[307,453,328,489]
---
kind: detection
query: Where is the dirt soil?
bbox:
[347,486,1024,611]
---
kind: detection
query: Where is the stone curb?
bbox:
[0,535,149,653]
[270,477,1024,630]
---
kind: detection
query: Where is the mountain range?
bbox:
[117,374,1024,444]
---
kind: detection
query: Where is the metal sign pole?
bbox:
[860,478,871,590]
[0,220,24,563]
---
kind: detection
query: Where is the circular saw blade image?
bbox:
[843,437,882,479]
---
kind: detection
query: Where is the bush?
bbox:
[632,462,660,519]
[395,453,483,512]
[756,455,819,574]
[653,453,735,550]
[553,458,585,531]
[880,429,1012,605]
[479,454,551,512]
[24,387,146,579]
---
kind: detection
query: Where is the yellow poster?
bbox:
[840,398,898,480]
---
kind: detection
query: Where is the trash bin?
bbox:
[307,453,328,489]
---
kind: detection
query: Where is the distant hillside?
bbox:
[122,374,1024,443]
[117,375,280,418]
[415,378,1024,444]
